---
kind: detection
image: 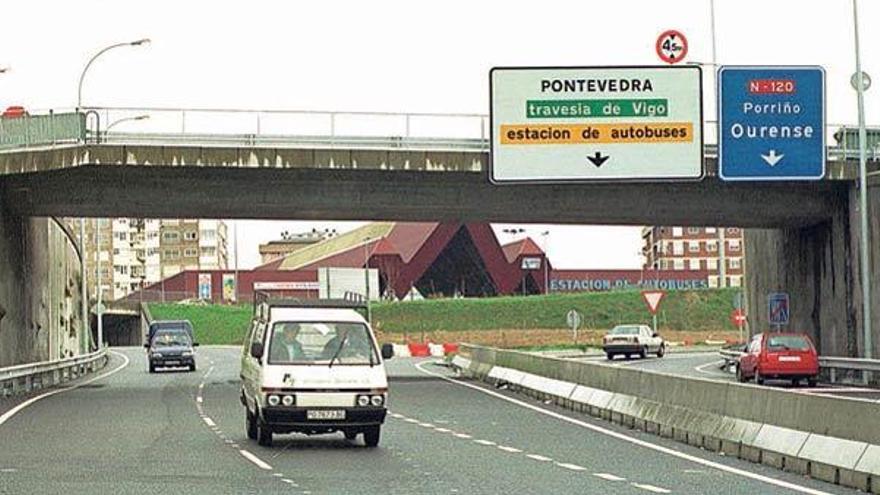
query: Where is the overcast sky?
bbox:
[2,0,877,269]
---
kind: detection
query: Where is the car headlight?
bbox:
[357,395,371,407]
[281,395,295,406]
[182,350,194,357]
[150,352,162,358]
[267,394,281,407]
[370,395,385,407]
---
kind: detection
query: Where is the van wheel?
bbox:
[656,345,665,358]
[246,409,257,440]
[755,369,765,385]
[256,417,273,447]
[605,353,615,361]
[189,363,197,372]
[344,431,357,441]
[639,346,648,359]
[363,426,380,447]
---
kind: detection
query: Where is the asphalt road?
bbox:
[0,346,864,494]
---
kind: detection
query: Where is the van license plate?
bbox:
[779,356,801,362]
[307,410,345,420]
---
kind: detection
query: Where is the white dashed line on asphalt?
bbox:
[556,462,588,472]
[526,454,553,462]
[418,423,435,428]
[453,433,472,439]
[473,439,496,446]
[238,449,273,470]
[632,483,672,493]
[434,427,451,433]
[0,468,18,473]
[202,417,216,427]
[404,418,419,424]
[593,473,627,481]
[497,445,523,453]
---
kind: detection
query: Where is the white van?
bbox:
[240,297,393,447]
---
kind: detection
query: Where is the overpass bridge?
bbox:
[0,107,879,362]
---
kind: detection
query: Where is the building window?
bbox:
[113,248,120,255]
[706,227,717,234]
[113,232,127,241]
[708,276,719,288]
[729,258,742,270]
[707,241,718,252]
[687,227,700,235]
[184,248,198,257]
[200,230,216,241]
[688,259,701,271]
[164,250,180,259]
[163,232,180,242]
[200,246,217,257]
[184,231,198,241]
[114,265,128,275]
[729,239,742,252]
[147,248,160,256]
[729,276,742,287]
[672,227,683,237]
[707,259,718,271]
[672,241,684,255]
[727,228,741,235]
[673,259,685,271]
[688,241,700,253]
[147,232,159,240]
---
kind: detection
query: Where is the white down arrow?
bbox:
[761,150,784,166]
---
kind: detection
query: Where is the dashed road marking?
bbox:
[526,454,553,462]
[418,423,435,428]
[473,439,496,446]
[196,396,203,403]
[0,468,18,473]
[404,418,419,424]
[238,449,272,470]
[593,473,626,481]
[434,427,451,433]
[202,416,216,428]
[632,483,672,493]
[556,462,587,471]
[497,445,523,453]
[453,433,472,439]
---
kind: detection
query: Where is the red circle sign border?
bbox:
[656,29,688,65]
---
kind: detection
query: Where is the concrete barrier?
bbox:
[452,344,880,494]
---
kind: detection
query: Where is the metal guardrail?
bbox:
[0,348,108,397]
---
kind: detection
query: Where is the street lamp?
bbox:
[540,230,550,294]
[77,38,150,109]
[106,114,149,131]
[851,0,872,360]
[77,39,149,351]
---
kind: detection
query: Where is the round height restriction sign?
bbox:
[656,30,688,64]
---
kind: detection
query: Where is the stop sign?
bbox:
[730,308,747,327]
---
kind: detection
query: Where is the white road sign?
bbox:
[490,66,703,182]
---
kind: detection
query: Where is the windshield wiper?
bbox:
[328,333,350,368]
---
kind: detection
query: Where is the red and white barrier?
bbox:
[389,343,459,358]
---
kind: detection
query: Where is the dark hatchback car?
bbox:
[145,320,199,373]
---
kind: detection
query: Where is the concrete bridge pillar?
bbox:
[745,181,879,357]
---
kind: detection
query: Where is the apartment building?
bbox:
[70,218,228,300]
[641,226,745,288]
[257,229,335,265]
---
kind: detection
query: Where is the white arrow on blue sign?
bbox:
[718,66,825,181]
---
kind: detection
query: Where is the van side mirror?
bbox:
[193,342,200,347]
[381,343,394,360]
[143,343,150,349]
[652,333,659,338]
[250,342,264,359]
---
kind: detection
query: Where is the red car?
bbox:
[736,332,819,387]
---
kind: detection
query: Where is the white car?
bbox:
[240,298,393,447]
[602,324,665,360]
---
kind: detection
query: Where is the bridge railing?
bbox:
[0,348,108,397]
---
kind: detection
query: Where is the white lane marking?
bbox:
[404,418,419,424]
[434,427,451,433]
[415,360,836,495]
[418,423,435,428]
[473,439,496,446]
[238,449,273,470]
[282,479,295,484]
[453,433,472,439]
[196,396,203,403]
[593,473,626,481]
[526,454,553,462]
[0,350,130,428]
[0,468,18,473]
[497,445,523,453]
[273,473,284,477]
[632,483,671,493]
[694,360,728,376]
[202,417,216,427]
[556,462,587,471]
[202,366,215,380]
[390,413,404,419]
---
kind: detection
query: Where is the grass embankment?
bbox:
[148,288,740,347]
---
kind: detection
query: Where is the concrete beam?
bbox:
[0,165,845,228]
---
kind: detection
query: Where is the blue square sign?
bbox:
[768,292,790,326]
[719,66,825,181]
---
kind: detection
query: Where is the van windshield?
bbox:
[151,330,191,347]
[267,321,378,365]
[767,335,811,351]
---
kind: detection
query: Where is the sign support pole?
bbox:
[852,0,872,363]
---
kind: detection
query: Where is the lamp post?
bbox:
[851,0,872,360]
[77,39,149,351]
[106,114,149,131]
[540,230,550,294]
[363,237,373,324]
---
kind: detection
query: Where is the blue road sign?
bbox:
[719,66,825,181]
[768,292,790,326]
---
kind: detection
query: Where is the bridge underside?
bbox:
[0,165,846,227]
